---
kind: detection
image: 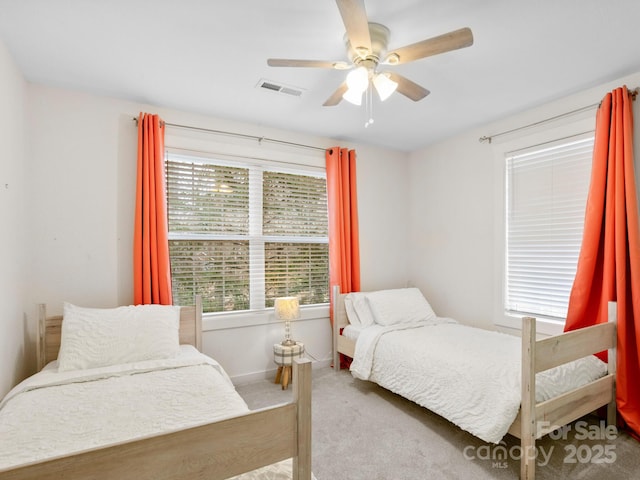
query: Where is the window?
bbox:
[165,152,329,314]
[504,133,593,320]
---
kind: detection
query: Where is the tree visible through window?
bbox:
[165,152,329,313]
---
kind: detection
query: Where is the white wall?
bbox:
[356,143,411,291]
[408,71,640,335]
[22,84,410,384]
[407,131,494,327]
[0,39,27,397]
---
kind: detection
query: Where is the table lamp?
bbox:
[274,296,300,346]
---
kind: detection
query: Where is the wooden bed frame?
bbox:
[331,286,617,480]
[0,297,312,480]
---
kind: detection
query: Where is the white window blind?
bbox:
[505,133,593,320]
[263,171,329,306]
[165,153,328,314]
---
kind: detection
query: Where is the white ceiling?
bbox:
[1,0,639,152]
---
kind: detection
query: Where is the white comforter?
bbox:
[0,346,297,479]
[350,320,608,444]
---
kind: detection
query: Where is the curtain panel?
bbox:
[133,113,173,305]
[326,146,361,369]
[564,86,640,439]
[326,146,361,320]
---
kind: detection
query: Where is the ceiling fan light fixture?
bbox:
[373,72,398,101]
[267,2,472,110]
[343,86,364,105]
[346,66,369,92]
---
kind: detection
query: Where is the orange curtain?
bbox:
[326,146,361,324]
[133,113,173,305]
[564,86,640,439]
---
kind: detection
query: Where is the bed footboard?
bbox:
[518,302,617,480]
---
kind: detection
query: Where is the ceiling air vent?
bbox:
[257,79,304,97]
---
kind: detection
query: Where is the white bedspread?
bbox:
[0,346,300,479]
[350,320,608,444]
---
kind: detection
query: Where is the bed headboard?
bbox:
[36,296,203,371]
[332,285,356,368]
[333,285,350,330]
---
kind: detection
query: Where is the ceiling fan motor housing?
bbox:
[346,22,390,67]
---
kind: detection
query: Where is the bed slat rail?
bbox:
[534,374,615,437]
[534,322,616,373]
[1,407,294,480]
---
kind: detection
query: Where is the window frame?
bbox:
[491,114,596,335]
[163,141,329,331]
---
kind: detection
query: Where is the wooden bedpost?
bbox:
[37,304,46,371]
[292,358,312,480]
[607,301,618,427]
[521,316,536,480]
[194,295,203,352]
[332,285,341,372]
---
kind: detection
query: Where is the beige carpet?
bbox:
[237,366,640,480]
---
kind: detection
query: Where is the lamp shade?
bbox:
[274,296,300,321]
[342,87,364,105]
[346,66,369,92]
[373,72,398,101]
[343,66,370,106]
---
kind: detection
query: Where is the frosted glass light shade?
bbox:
[346,66,369,92]
[343,66,369,106]
[343,87,364,105]
[373,73,398,101]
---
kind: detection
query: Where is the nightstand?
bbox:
[273,342,305,390]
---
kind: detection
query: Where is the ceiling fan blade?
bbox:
[267,59,350,69]
[385,27,473,65]
[387,73,430,101]
[323,82,349,106]
[336,0,371,56]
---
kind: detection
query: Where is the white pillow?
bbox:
[344,292,375,327]
[58,303,181,372]
[365,288,436,326]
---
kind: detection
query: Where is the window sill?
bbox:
[202,304,330,332]
[494,313,565,337]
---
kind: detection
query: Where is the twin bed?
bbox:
[0,297,312,480]
[331,286,617,480]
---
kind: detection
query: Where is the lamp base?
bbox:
[281,338,297,347]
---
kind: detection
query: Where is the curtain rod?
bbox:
[132,117,326,152]
[479,87,638,144]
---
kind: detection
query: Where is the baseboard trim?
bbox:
[230,358,332,386]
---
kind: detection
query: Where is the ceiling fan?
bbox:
[267,0,473,107]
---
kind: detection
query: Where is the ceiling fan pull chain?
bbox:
[365,84,374,128]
